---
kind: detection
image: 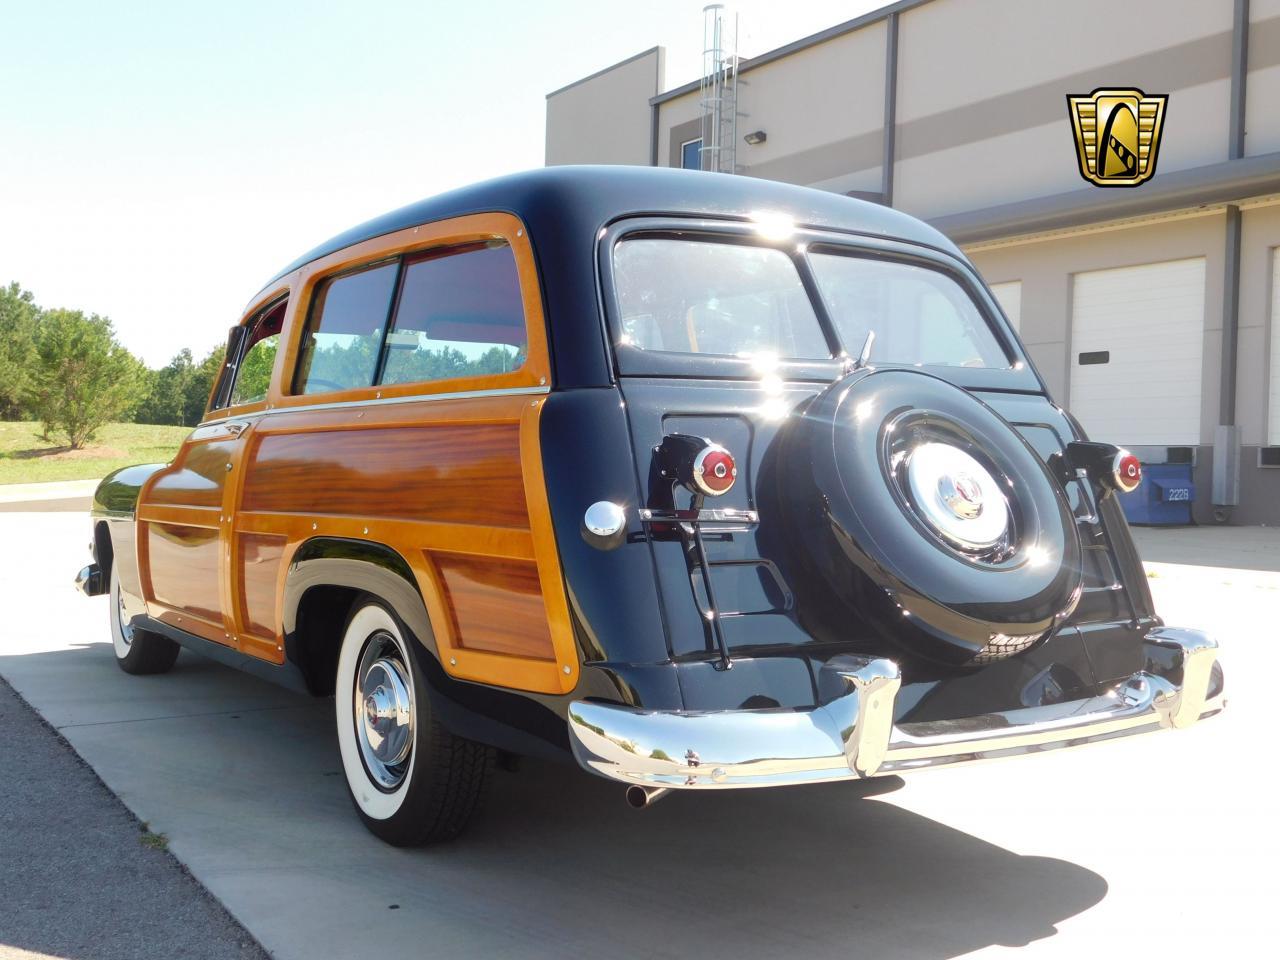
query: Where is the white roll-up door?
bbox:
[1069,258,1205,446]
[988,281,1021,332]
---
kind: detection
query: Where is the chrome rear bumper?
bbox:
[568,627,1223,789]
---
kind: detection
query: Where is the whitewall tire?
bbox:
[109,564,179,675]
[334,596,492,845]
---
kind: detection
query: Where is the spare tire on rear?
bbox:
[781,368,1083,668]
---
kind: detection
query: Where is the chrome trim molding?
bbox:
[199,384,550,428]
[568,627,1222,789]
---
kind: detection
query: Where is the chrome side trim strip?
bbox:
[568,627,1222,789]
[199,384,550,428]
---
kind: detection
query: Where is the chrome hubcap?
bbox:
[354,632,413,789]
[906,442,1009,551]
[116,582,134,647]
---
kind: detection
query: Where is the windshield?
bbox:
[611,236,1009,369]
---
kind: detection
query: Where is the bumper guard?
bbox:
[568,627,1223,789]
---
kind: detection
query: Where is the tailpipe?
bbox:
[624,785,670,809]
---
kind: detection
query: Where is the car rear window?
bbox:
[807,252,1010,369]
[612,238,831,360]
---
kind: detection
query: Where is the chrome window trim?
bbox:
[198,384,550,428]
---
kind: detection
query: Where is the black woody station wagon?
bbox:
[77,167,1224,844]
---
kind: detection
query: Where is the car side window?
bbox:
[378,242,527,386]
[220,298,287,410]
[293,262,398,395]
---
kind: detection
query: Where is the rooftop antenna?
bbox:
[699,3,739,174]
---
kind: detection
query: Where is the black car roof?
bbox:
[265,165,962,286]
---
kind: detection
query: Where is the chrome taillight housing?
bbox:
[691,443,737,497]
[1112,450,1142,494]
[1064,441,1143,496]
[656,434,738,498]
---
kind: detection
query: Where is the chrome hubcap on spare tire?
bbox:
[354,632,414,790]
[905,442,1010,552]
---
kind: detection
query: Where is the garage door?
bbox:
[1069,258,1205,446]
[1269,248,1280,445]
[988,281,1021,332]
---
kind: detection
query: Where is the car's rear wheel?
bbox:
[109,564,180,675]
[334,597,492,845]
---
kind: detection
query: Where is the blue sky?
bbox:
[1,0,878,365]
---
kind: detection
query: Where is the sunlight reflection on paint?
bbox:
[756,397,790,421]
[750,210,795,241]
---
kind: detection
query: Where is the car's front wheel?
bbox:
[109,564,180,675]
[334,597,492,845]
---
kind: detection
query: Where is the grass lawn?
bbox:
[0,421,190,485]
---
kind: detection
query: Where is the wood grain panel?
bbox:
[433,553,555,661]
[146,440,235,507]
[237,533,286,639]
[241,424,528,527]
[147,522,221,623]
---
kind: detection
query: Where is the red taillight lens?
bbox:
[1113,451,1142,493]
[692,444,737,496]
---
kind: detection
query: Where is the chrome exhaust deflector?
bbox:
[568,627,1222,790]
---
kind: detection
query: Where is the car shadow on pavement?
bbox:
[0,642,1108,960]
[441,761,1109,959]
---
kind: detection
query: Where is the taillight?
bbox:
[1064,441,1143,496]
[692,444,737,496]
[656,434,738,499]
[1112,450,1142,493]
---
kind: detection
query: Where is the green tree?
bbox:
[0,282,40,419]
[137,348,196,425]
[28,309,148,448]
[185,344,226,424]
[230,336,277,405]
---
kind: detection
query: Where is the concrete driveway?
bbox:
[0,510,1271,958]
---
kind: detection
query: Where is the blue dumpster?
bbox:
[1118,463,1195,525]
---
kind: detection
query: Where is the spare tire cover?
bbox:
[791,368,1083,667]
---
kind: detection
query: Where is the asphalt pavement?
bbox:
[0,675,268,960]
[0,506,1273,959]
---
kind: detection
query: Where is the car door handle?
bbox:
[225,421,249,437]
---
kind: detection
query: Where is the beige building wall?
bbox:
[546,48,664,167]
[1247,0,1280,156]
[654,90,701,173]
[731,24,887,194]
[895,0,1233,218]
[1238,201,1280,445]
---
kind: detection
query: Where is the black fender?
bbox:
[92,463,168,517]
[90,464,167,600]
[282,538,437,663]
[283,538,574,761]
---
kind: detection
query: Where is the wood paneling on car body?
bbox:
[136,213,578,695]
[146,522,222,624]
[238,533,287,641]
[241,424,527,527]
[433,553,555,660]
